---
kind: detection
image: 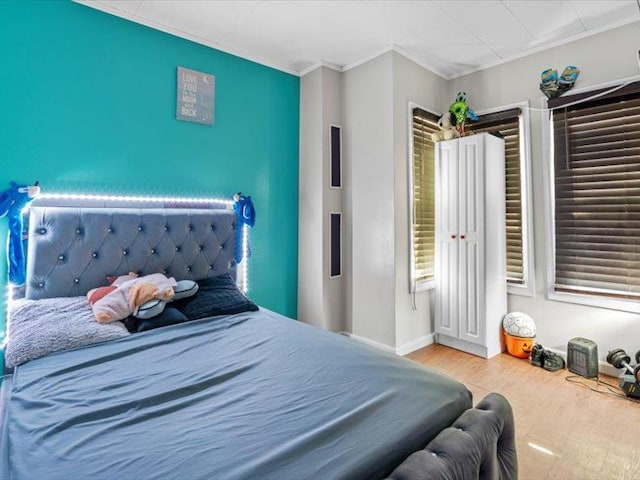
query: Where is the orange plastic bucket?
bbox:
[503,331,535,359]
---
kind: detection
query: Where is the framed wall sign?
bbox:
[176,67,215,125]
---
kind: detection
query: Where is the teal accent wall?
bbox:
[0,1,300,357]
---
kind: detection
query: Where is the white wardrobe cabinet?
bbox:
[434,133,507,359]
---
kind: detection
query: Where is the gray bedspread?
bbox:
[0,309,471,480]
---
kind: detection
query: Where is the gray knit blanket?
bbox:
[4,296,130,368]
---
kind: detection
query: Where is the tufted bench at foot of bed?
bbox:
[386,393,517,480]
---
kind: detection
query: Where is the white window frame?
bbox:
[475,101,535,297]
[541,74,640,314]
[408,101,438,292]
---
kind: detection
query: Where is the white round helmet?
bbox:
[502,311,536,338]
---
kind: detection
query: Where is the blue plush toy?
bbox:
[233,193,255,264]
[0,181,40,285]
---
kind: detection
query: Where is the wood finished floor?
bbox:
[406,344,640,480]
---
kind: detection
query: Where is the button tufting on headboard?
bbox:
[25,207,238,300]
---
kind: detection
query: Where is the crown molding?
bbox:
[75,0,300,77]
[299,46,449,79]
[75,1,640,81]
[390,45,450,80]
[449,17,640,80]
[341,45,395,73]
[299,60,342,77]
[340,45,450,80]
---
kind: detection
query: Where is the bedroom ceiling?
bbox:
[78,0,640,78]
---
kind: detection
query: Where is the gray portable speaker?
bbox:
[567,337,598,378]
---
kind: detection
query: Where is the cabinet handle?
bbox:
[460,234,466,240]
[451,234,456,239]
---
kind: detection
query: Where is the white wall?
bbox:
[340,51,449,351]
[298,67,345,332]
[302,50,453,352]
[298,68,324,328]
[301,21,640,361]
[449,21,640,361]
[391,52,449,351]
[343,52,396,347]
[322,67,345,332]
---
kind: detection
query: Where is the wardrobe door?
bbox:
[435,140,459,338]
[457,136,486,345]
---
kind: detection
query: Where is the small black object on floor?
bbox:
[530,343,565,372]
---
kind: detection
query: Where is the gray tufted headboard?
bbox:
[25,206,238,300]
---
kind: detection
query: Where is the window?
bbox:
[409,106,439,290]
[409,103,533,294]
[549,81,640,304]
[468,104,534,295]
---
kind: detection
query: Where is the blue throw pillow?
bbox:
[173,273,258,321]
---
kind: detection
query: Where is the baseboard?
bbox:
[544,346,622,378]
[396,334,435,356]
[436,334,495,358]
[342,332,396,354]
[341,332,435,356]
[343,334,627,377]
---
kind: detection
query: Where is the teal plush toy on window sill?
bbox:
[0,181,41,286]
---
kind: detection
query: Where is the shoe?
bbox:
[559,65,580,86]
[530,343,545,367]
[542,350,565,372]
[539,68,559,99]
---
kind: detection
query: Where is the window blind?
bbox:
[411,108,439,284]
[468,109,524,284]
[552,82,640,299]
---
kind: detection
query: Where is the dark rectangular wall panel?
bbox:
[330,125,342,188]
[330,213,341,277]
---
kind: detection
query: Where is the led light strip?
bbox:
[1,286,14,347]
[241,224,249,293]
[38,192,234,206]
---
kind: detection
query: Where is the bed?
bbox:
[0,203,516,480]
